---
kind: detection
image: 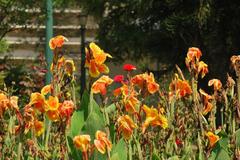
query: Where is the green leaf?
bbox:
[105,103,116,114]
[110,139,127,160]
[235,128,240,147]
[80,90,90,120]
[209,141,231,160]
[152,152,161,160]
[83,93,105,138]
[69,110,84,138]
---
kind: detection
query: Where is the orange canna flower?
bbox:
[117,115,137,140]
[46,96,59,111]
[185,47,209,79]
[208,79,222,91]
[90,42,112,64]
[85,43,112,78]
[92,75,113,95]
[49,35,68,50]
[142,105,168,133]
[123,94,139,114]
[89,60,110,78]
[59,100,75,123]
[23,105,36,134]
[119,84,130,97]
[73,135,91,152]
[0,93,9,117]
[231,55,240,65]
[46,110,60,121]
[34,120,44,136]
[131,72,159,94]
[206,131,220,147]
[113,87,122,97]
[146,73,160,94]
[169,75,192,99]
[41,85,52,96]
[199,89,213,115]
[29,92,47,113]
[186,47,202,62]
[94,130,112,154]
[198,61,208,78]
[9,96,18,110]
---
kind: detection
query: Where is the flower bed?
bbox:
[1,35,240,159]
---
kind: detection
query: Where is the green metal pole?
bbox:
[45,0,53,85]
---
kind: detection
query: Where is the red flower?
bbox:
[175,138,182,147]
[123,64,136,71]
[114,75,124,83]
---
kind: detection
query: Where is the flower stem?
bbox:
[17,142,22,160]
[128,140,133,160]
[45,119,52,149]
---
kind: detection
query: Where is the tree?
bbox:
[79,0,240,81]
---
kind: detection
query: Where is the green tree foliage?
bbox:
[79,0,240,80]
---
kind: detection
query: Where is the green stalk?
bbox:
[102,97,111,159]
[17,142,22,160]
[45,120,52,149]
[191,78,204,158]
[133,135,143,160]
[191,78,204,136]
[71,82,77,107]
[128,140,133,160]
[197,133,204,160]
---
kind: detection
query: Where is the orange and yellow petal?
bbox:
[49,35,68,50]
[46,110,59,122]
[41,85,52,96]
[89,60,100,78]
[29,92,47,112]
[208,79,222,91]
[94,139,106,154]
[117,115,137,140]
[73,135,91,152]
[203,102,213,115]
[206,131,219,147]
[147,82,159,94]
[34,120,44,136]
[46,96,59,111]
[98,64,109,74]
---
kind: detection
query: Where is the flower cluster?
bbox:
[85,42,112,78]
[73,130,112,155]
[185,47,208,78]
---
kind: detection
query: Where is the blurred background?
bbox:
[1,0,240,100]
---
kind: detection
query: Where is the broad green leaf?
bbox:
[80,90,90,120]
[110,139,127,160]
[217,131,229,151]
[235,128,240,147]
[209,141,231,160]
[105,103,116,114]
[83,93,105,138]
[69,110,84,138]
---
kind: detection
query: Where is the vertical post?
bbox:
[80,26,86,97]
[45,0,53,85]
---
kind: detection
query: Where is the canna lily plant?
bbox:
[1,35,240,160]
